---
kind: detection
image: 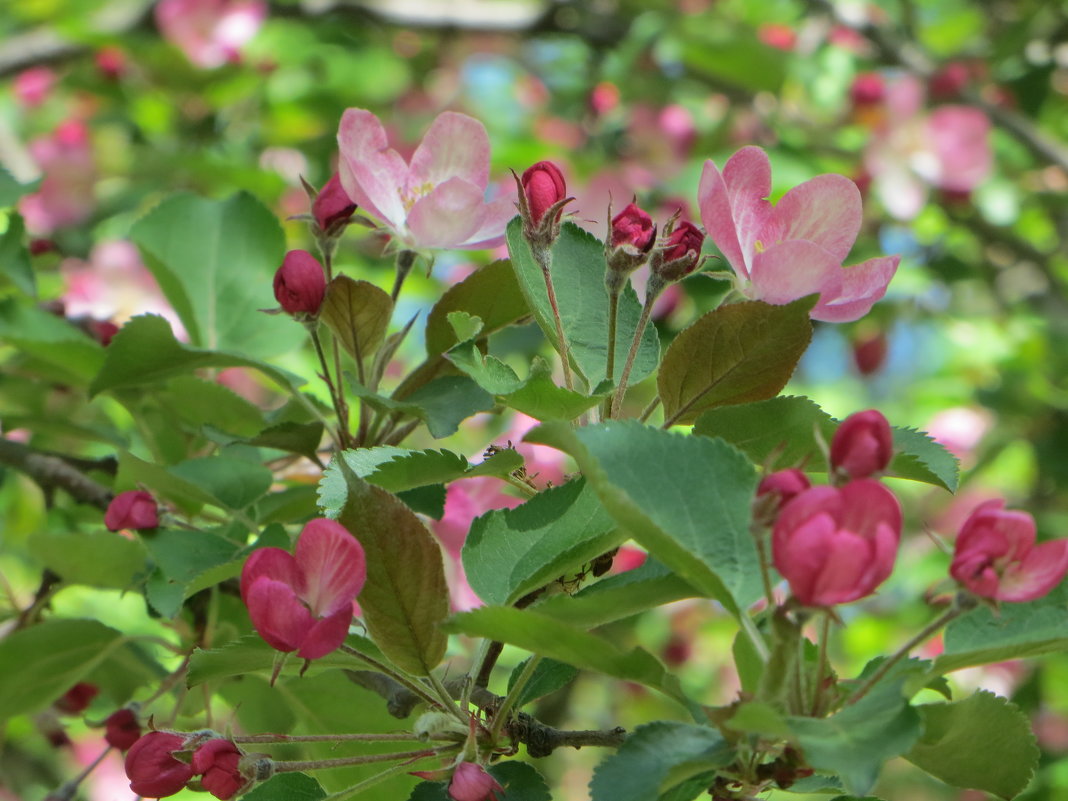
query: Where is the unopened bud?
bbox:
[312,173,357,236]
[652,220,704,283]
[273,250,326,317]
[830,410,894,480]
[105,491,159,532]
[521,161,566,227]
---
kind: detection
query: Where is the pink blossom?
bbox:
[13,67,56,108]
[699,147,899,322]
[273,250,326,316]
[154,0,266,69]
[191,739,247,800]
[19,120,95,235]
[105,490,160,531]
[124,732,195,798]
[950,500,1068,603]
[830,409,894,480]
[863,75,991,220]
[240,518,366,659]
[337,109,514,250]
[448,763,502,801]
[773,479,902,607]
[522,161,568,228]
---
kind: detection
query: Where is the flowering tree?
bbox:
[2,2,1068,801]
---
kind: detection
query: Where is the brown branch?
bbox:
[0,438,113,509]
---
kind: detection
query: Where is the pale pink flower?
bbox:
[154,0,266,69]
[19,120,95,235]
[699,146,899,322]
[950,500,1068,603]
[13,66,56,108]
[336,109,515,250]
[863,75,991,220]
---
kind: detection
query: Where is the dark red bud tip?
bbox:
[611,203,656,252]
[273,250,326,316]
[852,332,888,376]
[850,72,885,107]
[105,709,142,751]
[54,682,99,715]
[521,161,567,226]
[105,490,159,531]
[830,409,894,480]
[312,173,357,232]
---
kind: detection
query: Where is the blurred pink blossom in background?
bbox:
[12,66,56,108]
[155,0,266,69]
[20,119,95,235]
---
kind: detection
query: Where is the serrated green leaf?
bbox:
[0,297,103,384]
[890,427,960,493]
[443,606,697,715]
[527,421,761,615]
[489,761,552,801]
[446,311,483,342]
[321,274,393,365]
[0,619,125,722]
[245,421,325,462]
[447,339,523,394]
[396,485,447,519]
[336,459,448,675]
[507,218,659,387]
[425,259,529,357]
[658,299,813,427]
[589,721,733,801]
[318,448,469,515]
[905,691,1038,799]
[463,478,621,606]
[240,772,326,801]
[169,456,272,509]
[507,657,579,707]
[29,530,148,589]
[90,314,304,397]
[349,375,494,440]
[131,192,302,358]
[502,357,604,422]
[0,213,35,296]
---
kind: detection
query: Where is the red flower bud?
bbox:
[929,62,970,101]
[54,682,98,715]
[125,732,195,798]
[521,161,566,227]
[105,490,159,532]
[611,203,656,253]
[852,331,888,376]
[653,221,705,282]
[753,469,811,527]
[192,739,248,800]
[312,173,357,234]
[105,709,142,751]
[449,763,503,801]
[850,72,885,107]
[830,410,894,480]
[273,250,326,316]
[950,500,1068,603]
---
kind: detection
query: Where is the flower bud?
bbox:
[312,173,357,236]
[105,709,142,751]
[652,220,704,283]
[273,250,326,317]
[850,72,885,107]
[950,500,1068,602]
[449,763,503,801]
[852,331,888,376]
[54,682,98,715]
[105,490,159,532]
[125,732,196,798]
[753,468,811,526]
[606,202,656,282]
[521,161,566,227]
[192,739,249,800]
[830,410,894,480]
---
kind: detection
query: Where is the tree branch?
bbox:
[0,438,113,509]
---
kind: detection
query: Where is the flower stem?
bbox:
[309,324,351,449]
[234,733,424,744]
[638,396,661,423]
[273,746,453,773]
[610,296,656,418]
[751,521,777,611]
[339,644,441,710]
[602,288,621,419]
[489,654,541,743]
[810,612,832,715]
[534,246,574,391]
[391,250,417,303]
[321,750,458,801]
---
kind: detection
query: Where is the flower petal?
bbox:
[698,147,773,279]
[808,529,876,606]
[998,540,1068,602]
[245,578,315,653]
[337,108,409,229]
[457,192,518,250]
[769,174,862,263]
[240,547,303,605]
[926,106,992,192]
[405,177,485,249]
[810,255,899,323]
[407,111,491,192]
[297,606,353,660]
[295,518,367,617]
[748,239,843,307]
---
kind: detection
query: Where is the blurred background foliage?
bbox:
[1,0,1068,799]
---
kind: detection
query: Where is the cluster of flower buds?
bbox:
[273,250,327,319]
[125,732,259,800]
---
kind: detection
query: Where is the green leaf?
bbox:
[349,375,494,440]
[682,27,787,93]
[489,761,552,801]
[727,701,791,739]
[169,456,273,509]
[787,677,921,796]
[0,297,103,384]
[187,634,382,687]
[443,606,696,714]
[0,213,35,296]
[502,357,604,422]
[142,528,242,617]
[29,530,147,589]
[935,583,1068,674]
[335,459,448,675]
[115,450,218,515]
[446,310,484,342]
[905,691,1038,799]
[0,168,40,207]
[694,396,960,492]
[0,619,125,721]
[90,314,304,397]
[397,485,447,519]
[245,421,325,462]
[130,192,302,358]
[658,299,813,427]
[425,259,529,357]
[589,721,734,801]
[320,275,393,364]
[507,657,579,707]
[528,421,760,615]
[532,559,698,628]
[163,375,265,437]
[446,339,523,394]
[463,478,621,606]
[506,218,659,387]
[240,772,326,801]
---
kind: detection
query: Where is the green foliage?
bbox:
[507,657,579,707]
[321,275,393,364]
[241,773,326,801]
[347,375,494,439]
[187,634,380,686]
[425,259,529,357]
[0,213,35,296]
[29,529,147,589]
[0,297,103,384]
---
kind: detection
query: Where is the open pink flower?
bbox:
[337,109,514,250]
[773,479,902,607]
[240,518,366,659]
[155,0,266,69]
[698,146,899,322]
[19,119,95,235]
[950,500,1068,603]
